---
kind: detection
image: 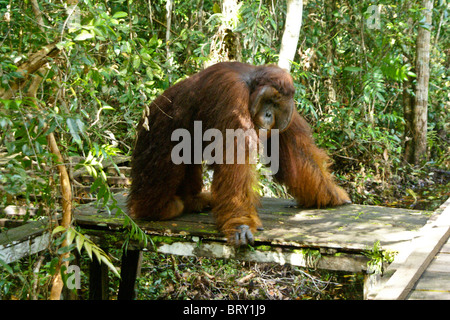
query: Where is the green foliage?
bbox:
[52,226,120,278]
[0,99,57,214]
[364,241,396,275]
[292,0,448,206]
[135,253,364,300]
[122,209,155,250]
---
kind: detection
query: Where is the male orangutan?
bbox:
[128,62,350,246]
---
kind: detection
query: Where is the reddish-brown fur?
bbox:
[128,62,350,245]
[274,112,350,208]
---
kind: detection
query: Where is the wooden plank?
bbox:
[0,219,29,228]
[374,199,450,300]
[154,238,370,273]
[406,235,450,300]
[408,269,450,300]
[79,175,131,185]
[407,289,450,300]
[74,192,429,254]
[426,253,450,273]
[439,242,450,253]
[412,270,450,291]
[72,192,434,278]
[0,218,51,264]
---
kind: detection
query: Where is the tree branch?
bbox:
[0,42,60,100]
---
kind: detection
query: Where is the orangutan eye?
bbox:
[265,101,276,109]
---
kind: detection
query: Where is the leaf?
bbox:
[406,189,418,202]
[49,257,60,275]
[93,247,103,264]
[56,41,75,50]
[74,30,95,41]
[90,176,103,193]
[112,11,128,19]
[76,234,85,253]
[213,3,221,13]
[132,55,141,69]
[76,118,85,136]
[100,254,120,278]
[67,118,82,143]
[0,258,13,275]
[66,228,77,245]
[376,92,386,102]
[84,241,93,260]
[344,66,363,72]
[57,244,73,255]
[52,225,66,235]
[383,149,389,161]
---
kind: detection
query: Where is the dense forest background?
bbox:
[0,0,448,300]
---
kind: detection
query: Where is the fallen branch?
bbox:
[0,42,60,100]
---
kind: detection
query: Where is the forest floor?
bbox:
[133,253,364,300]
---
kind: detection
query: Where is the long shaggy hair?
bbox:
[128,62,350,245]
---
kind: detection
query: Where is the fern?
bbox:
[52,226,120,278]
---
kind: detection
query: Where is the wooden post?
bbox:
[118,249,143,300]
[89,256,109,300]
[364,270,382,300]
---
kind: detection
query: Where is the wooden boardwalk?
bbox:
[408,237,450,299]
[73,193,430,269]
[373,197,450,300]
[71,192,442,298]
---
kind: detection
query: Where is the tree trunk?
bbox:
[197,0,204,32]
[15,51,72,300]
[402,78,415,162]
[165,0,174,81]
[278,0,303,72]
[48,130,73,300]
[325,0,337,110]
[404,0,433,165]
